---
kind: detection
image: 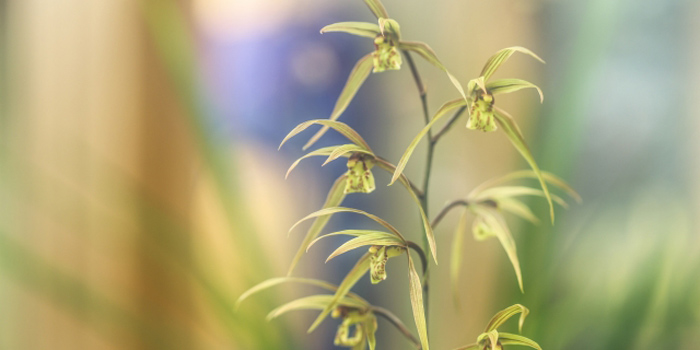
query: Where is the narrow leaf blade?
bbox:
[321,22,381,38]
[407,256,430,350]
[303,54,374,150]
[399,41,466,100]
[493,107,554,223]
[390,98,468,185]
[308,254,372,332]
[484,304,530,333]
[288,175,347,275]
[363,0,389,19]
[281,119,373,152]
[479,46,545,82]
[499,333,542,350]
[486,78,543,103]
[237,277,340,309]
[326,233,404,262]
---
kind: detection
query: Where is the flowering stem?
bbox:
[403,50,433,329]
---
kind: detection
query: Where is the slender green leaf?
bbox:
[237,277,356,309]
[484,304,530,333]
[308,229,387,251]
[324,144,373,166]
[407,256,430,350]
[499,333,542,350]
[479,46,545,82]
[303,54,374,150]
[475,207,523,292]
[390,98,468,185]
[288,175,347,275]
[376,158,437,265]
[364,315,378,350]
[308,253,372,332]
[470,170,581,203]
[474,186,568,208]
[486,78,543,103]
[497,197,540,224]
[321,22,380,38]
[326,233,405,262]
[451,209,469,306]
[286,146,336,178]
[290,206,406,242]
[267,295,367,321]
[493,107,554,223]
[281,119,372,152]
[399,41,467,101]
[364,0,389,19]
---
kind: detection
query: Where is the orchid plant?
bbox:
[237,1,579,349]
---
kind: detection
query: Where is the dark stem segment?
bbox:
[407,241,428,276]
[431,106,467,144]
[372,306,422,349]
[403,49,433,329]
[431,199,470,228]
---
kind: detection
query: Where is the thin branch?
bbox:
[431,106,467,144]
[372,306,422,349]
[403,51,429,124]
[431,199,469,228]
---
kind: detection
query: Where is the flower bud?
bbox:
[467,90,497,132]
[345,153,376,194]
[372,35,402,73]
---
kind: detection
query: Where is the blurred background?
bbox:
[1,0,699,349]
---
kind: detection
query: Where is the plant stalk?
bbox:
[403,50,434,329]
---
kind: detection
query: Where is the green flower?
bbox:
[465,47,545,132]
[345,153,376,194]
[372,32,401,72]
[332,307,375,348]
[368,245,403,284]
[466,88,496,132]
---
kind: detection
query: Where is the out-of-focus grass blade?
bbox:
[290,206,405,242]
[399,41,466,101]
[486,79,543,103]
[476,207,524,292]
[474,186,568,209]
[479,47,545,82]
[496,198,540,224]
[469,169,581,203]
[321,22,380,38]
[237,277,351,309]
[304,54,374,150]
[308,253,371,332]
[323,144,371,166]
[364,0,389,19]
[326,233,405,262]
[281,119,373,152]
[493,107,554,223]
[451,209,469,307]
[288,175,347,275]
[484,304,530,333]
[498,333,541,349]
[407,256,430,350]
[390,98,468,185]
[267,295,368,321]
